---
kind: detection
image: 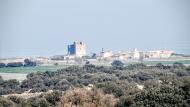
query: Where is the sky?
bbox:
[0,0,190,58]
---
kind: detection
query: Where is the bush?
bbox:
[58,87,118,107]
[173,62,185,69]
[186,66,190,71]
[126,63,147,70]
[6,62,23,67]
[133,72,153,81]
[133,84,190,107]
[37,98,49,107]
[24,97,50,107]
[8,96,24,104]
[116,96,134,107]
[111,60,124,70]
[0,63,6,68]
[97,83,124,97]
[156,63,164,69]
[24,59,37,67]
[0,97,14,107]
[45,91,62,105]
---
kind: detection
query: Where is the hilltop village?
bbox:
[0,41,189,66]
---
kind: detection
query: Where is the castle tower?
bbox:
[68,41,86,57]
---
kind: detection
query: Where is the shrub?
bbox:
[126,63,147,70]
[97,83,124,97]
[0,63,6,68]
[24,59,37,67]
[173,62,185,69]
[0,97,14,107]
[111,60,124,70]
[156,63,164,69]
[6,62,23,67]
[133,84,190,107]
[58,87,118,107]
[116,96,134,107]
[37,98,49,107]
[8,96,24,104]
[45,91,62,105]
[133,72,153,81]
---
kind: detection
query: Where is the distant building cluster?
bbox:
[63,41,174,61]
[2,41,187,66]
[95,48,173,61]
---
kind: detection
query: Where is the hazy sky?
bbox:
[0,0,190,58]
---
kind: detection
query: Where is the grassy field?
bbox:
[0,60,190,81]
[0,65,69,74]
[0,60,190,74]
[127,60,190,65]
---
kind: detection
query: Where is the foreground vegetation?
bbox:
[0,61,190,107]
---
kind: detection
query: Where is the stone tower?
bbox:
[68,41,86,57]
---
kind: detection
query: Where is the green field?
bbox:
[126,60,190,65]
[0,60,190,74]
[0,65,69,74]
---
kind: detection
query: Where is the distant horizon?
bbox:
[0,46,189,59]
[1,0,190,58]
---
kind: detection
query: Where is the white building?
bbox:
[112,51,129,61]
[133,48,140,59]
[97,50,113,60]
[160,50,173,58]
[144,50,173,59]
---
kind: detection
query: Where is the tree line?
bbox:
[0,59,36,68]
